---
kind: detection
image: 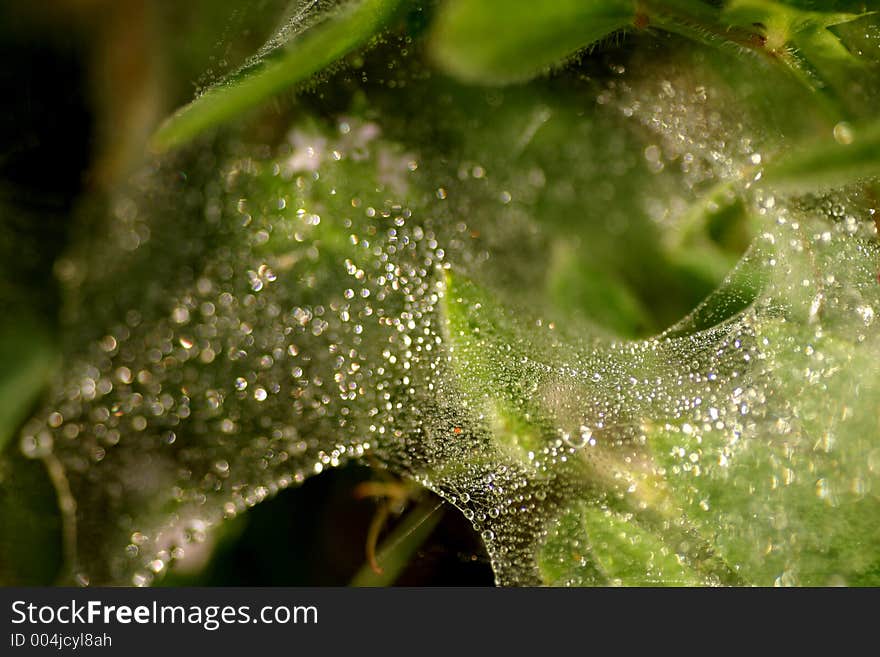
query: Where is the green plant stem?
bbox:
[350,496,444,586]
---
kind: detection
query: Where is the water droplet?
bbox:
[833,122,854,145]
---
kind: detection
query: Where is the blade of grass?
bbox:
[151,0,404,152]
[350,496,444,586]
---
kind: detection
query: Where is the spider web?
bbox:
[19,40,880,586]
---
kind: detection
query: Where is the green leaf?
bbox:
[831,12,880,65]
[441,271,550,467]
[723,0,860,43]
[0,447,63,585]
[647,205,880,586]
[547,242,652,339]
[442,273,673,527]
[0,319,54,452]
[151,0,404,152]
[538,502,705,586]
[647,323,880,586]
[761,119,880,192]
[723,0,872,116]
[428,0,636,84]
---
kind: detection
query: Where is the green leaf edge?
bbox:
[150,0,405,153]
